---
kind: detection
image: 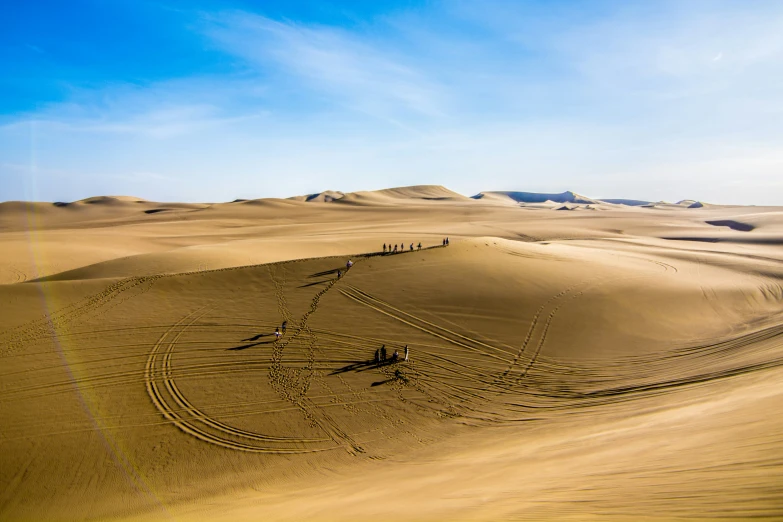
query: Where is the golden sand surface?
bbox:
[1,186,782,521]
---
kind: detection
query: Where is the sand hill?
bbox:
[1,187,782,521]
[472,190,601,205]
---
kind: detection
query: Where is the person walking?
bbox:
[282,320,287,334]
[380,345,387,362]
[274,327,281,341]
[346,259,353,269]
[446,237,450,246]
[409,243,414,251]
[374,348,380,365]
[337,269,342,279]
[393,244,398,253]
[383,243,387,253]
[392,349,399,362]
[404,345,409,362]
[417,242,421,251]
[442,238,446,246]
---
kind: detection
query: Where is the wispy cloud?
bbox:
[201,11,446,122]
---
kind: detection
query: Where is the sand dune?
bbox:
[472,190,601,205]
[1,188,782,521]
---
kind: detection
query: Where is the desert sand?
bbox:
[1,185,782,521]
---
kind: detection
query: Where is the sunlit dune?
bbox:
[1,187,782,521]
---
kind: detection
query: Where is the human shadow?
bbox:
[227,340,276,351]
[329,360,376,375]
[308,267,343,278]
[372,368,408,386]
[241,333,273,342]
[371,378,395,387]
[298,280,331,288]
[329,358,400,375]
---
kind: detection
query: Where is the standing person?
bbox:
[274,327,281,341]
[392,349,399,362]
[337,269,342,279]
[393,244,398,253]
[446,237,450,246]
[383,243,387,254]
[282,320,287,334]
[442,238,446,246]
[374,348,380,365]
[404,345,409,361]
[380,345,387,362]
[346,259,353,269]
[417,242,421,251]
[409,243,414,251]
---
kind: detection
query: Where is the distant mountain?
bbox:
[472,191,600,205]
[599,198,651,206]
[289,190,345,203]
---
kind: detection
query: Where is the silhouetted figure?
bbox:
[417,242,421,251]
[446,237,450,246]
[282,321,287,334]
[409,243,414,251]
[383,243,387,253]
[393,244,398,253]
[442,238,446,246]
[404,345,409,362]
[375,348,380,365]
[337,269,342,279]
[380,345,387,361]
[392,349,399,362]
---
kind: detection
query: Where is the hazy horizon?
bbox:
[0,184,748,206]
[3,0,782,205]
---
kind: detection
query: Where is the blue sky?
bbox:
[2,0,782,204]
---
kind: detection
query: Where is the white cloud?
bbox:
[200,11,446,122]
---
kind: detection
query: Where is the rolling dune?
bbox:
[1,187,782,521]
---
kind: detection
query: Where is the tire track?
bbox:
[340,285,510,364]
[159,311,327,444]
[1,276,160,357]
[500,281,588,382]
[516,289,586,383]
[145,308,335,454]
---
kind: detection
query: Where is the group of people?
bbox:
[383,242,421,254]
[374,344,409,365]
[381,239,449,253]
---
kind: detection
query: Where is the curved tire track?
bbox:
[145,308,335,454]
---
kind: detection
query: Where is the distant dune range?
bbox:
[1,185,782,521]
